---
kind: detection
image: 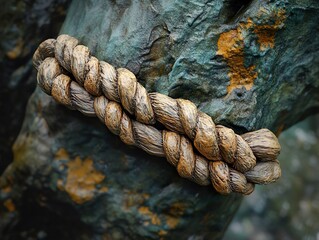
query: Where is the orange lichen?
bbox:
[55,149,106,204]
[217,29,243,58]
[254,26,277,50]
[55,148,69,160]
[6,38,24,60]
[217,24,257,93]
[3,199,15,212]
[162,201,187,229]
[168,202,187,217]
[100,186,109,193]
[254,10,286,51]
[1,186,12,193]
[158,230,168,236]
[123,191,150,209]
[217,10,286,94]
[138,206,161,225]
[165,216,179,229]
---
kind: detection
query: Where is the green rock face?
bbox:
[0,0,318,239]
[61,0,319,133]
[0,88,242,239]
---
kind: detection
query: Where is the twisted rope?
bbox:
[33,35,281,195]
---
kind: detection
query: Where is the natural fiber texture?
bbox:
[33,35,282,195]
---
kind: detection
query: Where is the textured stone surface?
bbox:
[225,115,319,240]
[0,89,241,239]
[60,0,319,133]
[0,0,70,173]
[0,0,318,239]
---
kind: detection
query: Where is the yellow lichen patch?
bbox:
[162,201,187,229]
[165,215,179,229]
[168,202,188,217]
[217,26,257,93]
[55,148,69,160]
[55,149,106,204]
[100,186,109,193]
[6,38,24,60]
[254,25,277,50]
[3,199,15,212]
[138,206,161,225]
[124,191,150,209]
[254,10,286,51]
[217,10,286,94]
[217,29,243,58]
[158,230,168,237]
[1,186,12,193]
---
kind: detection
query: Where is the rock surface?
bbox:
[0,0,319,239]
[61,0,319,133]
[0,0,69,173]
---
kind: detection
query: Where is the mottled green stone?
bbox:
[0,0,318,239]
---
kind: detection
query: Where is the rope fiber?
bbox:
[33,35,282,195]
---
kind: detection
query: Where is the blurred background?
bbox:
[225,115,319,240]
[0,0,70,173]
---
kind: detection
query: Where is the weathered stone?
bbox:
[0,0,318,239]
[60,0,319,133]
[0,0,70,173]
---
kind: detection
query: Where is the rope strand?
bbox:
[33,35,282,195]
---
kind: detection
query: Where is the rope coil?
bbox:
[33,34,281,195]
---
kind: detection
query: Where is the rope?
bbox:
[32,35,281,195]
